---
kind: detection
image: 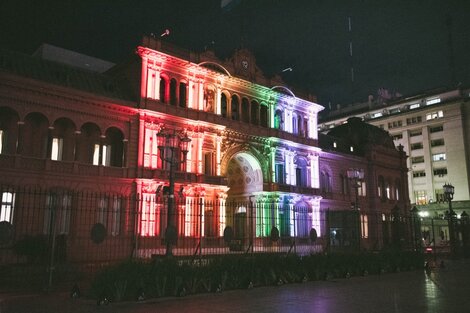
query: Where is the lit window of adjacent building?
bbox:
[433,168,447,176]
[411,156,424,164]
[432,153,446,161]
[390,108,400,114]
[413,171,426,178]
[1,191,15,223]
[333,141,337,148]
[430,138,445,147]
[429,125,443,133]
[51,137,63,161]
[410,143,423,150]
[350,146,354,152]
[358,181,367,196]
[371,112,382,118]
[414,190,427,205]
[409,103,420,110]
[426,110,444,120]
[426,97,441,105]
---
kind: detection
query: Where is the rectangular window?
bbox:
[406,116,422,125]
[390,108,400,114]
[93,144,100,165]
[433,168,447,176]
[409,129,422,137]
[432,153,446,161]
[276,164,285,184]
[426,98,441,105]
[431,139,445,147]
[361,214,368,238]
[392,134,403,140]
[358,181,366,196]
[204,152,214,175]
[111,196,121,236]
[388,120,403,129]
[435,189,445,203]
[102,145,111,166]
[409,103,420,110]
[97,197,108,226]
[410,143,423,150]
[413,171,426,178]
[429,125,443,133]
[1,191,15,223]
[414,190,427,205]
[371,112,382,118]
[426,110,444,120]
[411,156,424,164]
[44,193,72,235]
[51,137,63,161]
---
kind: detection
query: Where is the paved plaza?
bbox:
[1,259,469,313]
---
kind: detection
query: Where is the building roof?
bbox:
[322,117,396,155]
[0,48,136,102]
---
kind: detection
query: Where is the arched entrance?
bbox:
[226,152,263,243]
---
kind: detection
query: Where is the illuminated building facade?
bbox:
[0,37,411,262]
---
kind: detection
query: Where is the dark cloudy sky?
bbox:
[1,0,469,106]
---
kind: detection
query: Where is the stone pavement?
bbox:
[1,259,469,313]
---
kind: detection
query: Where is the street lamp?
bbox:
[443,183,457,257]
[347,168,364,250]
[157,128,191,256]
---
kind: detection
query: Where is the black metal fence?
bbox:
[1,186,468,289]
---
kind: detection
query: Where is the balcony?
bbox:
[147,100,318,146]
[0,154,129,178]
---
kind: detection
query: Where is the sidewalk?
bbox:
[1,259,469,313]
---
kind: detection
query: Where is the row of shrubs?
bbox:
[90,251,424,302]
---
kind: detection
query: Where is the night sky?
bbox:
[1,0,469,107]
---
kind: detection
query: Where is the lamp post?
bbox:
[443,183,456,257]
[347,168,364,250]
[157,129,191,256]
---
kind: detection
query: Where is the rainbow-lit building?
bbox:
[0,37,411,263]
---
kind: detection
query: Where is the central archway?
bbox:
[226,152,263,244]
[226,152,263,199]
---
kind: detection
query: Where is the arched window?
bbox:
[221,93,228,118]
[295,157,308,187]
[231,95,239,121]
[51,118,76,161]
[292,113,299,134]
[260,104,268,127]
[23,112,49,158]
[320,171,331,193]
[241,98,249,123]
[159,76,167,103]
[0,107,20,155]
[251,100,259,125]
[179,82,187,108]
[274,110,283,130]
[103,127,124,167]
[395,178,401,200]
[170,78,177,106]
[378,175,385,200]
